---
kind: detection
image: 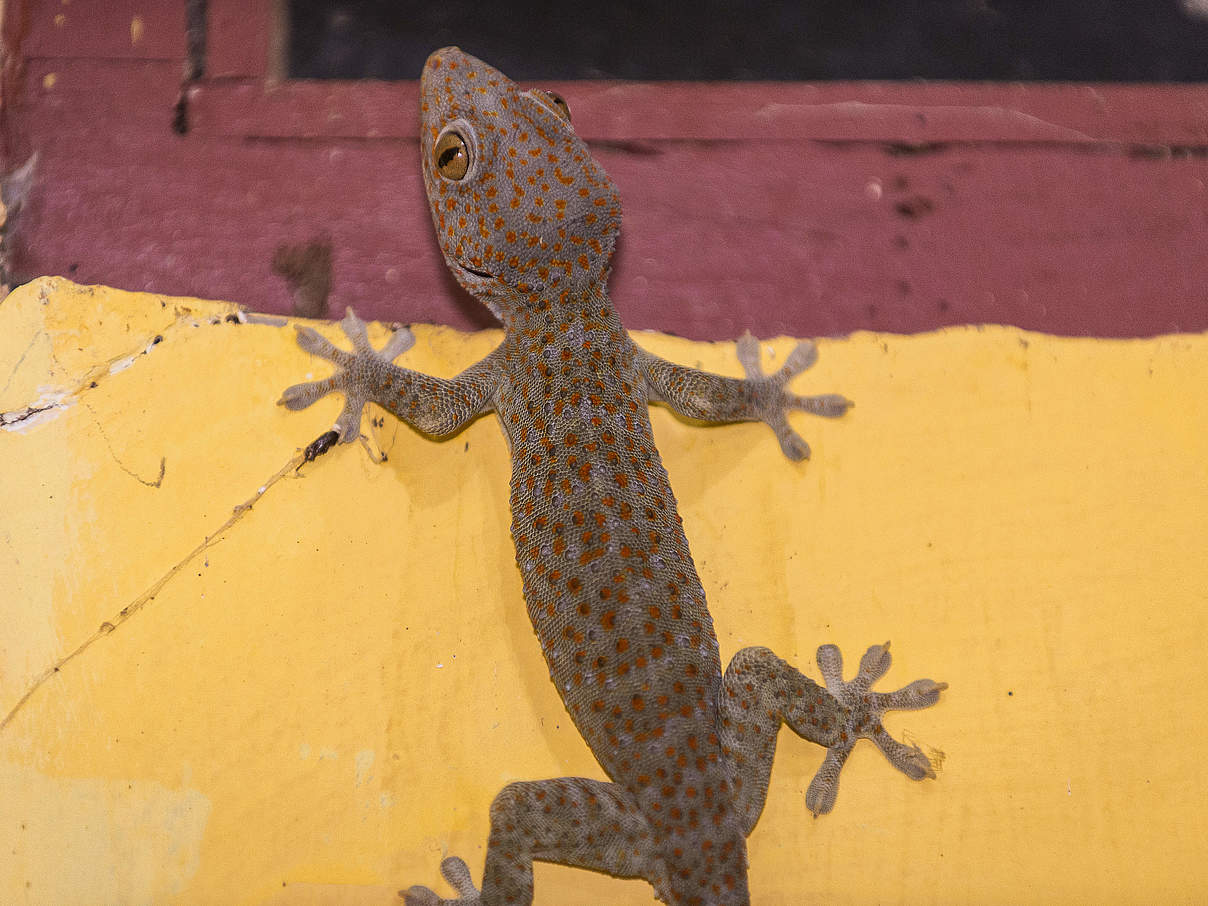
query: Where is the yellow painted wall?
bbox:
[2,277,1206,904]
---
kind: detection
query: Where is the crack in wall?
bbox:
[81,398,167,488]
[0,448,310,732]
[1,331,43,397]
[1,306,246,434]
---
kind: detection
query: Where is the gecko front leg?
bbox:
[638,332,852,461]
[279,308,499,455]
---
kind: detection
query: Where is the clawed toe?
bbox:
[736,333,818,383]
[400,856,480,905]
[277,378,328,411]
[780,339,819,376]
[790,393,853,418]
[292,324,351,364]
[401,886,440,906]
[769,416,811,461]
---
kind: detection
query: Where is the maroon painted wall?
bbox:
[2,0,1206,338]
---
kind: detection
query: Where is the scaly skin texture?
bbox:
[279,47,947,906]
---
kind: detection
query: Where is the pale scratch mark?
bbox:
[0,450,310,732]
[753,100,1099,143]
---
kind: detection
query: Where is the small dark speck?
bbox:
[464,441,470,452]
[937,299,950,313]
[151,335,163,345]
[896,280,911,296]
[1128,144,1172,161]
[68,263,78,274]
[89,381,98,388]
[867,304,878,318]
[1007,690,1013,696]
[225,313,240,324]
[894,196,934,219]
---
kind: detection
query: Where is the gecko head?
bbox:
[419,47,622,320]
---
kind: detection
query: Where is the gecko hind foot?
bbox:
[278,308,416,447]
[401,856,481,905]
[736,331,854,461]
[806,641,947,816]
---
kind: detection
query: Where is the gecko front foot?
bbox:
[736,332,852,461]
[806,641,947,816]
[401,856,480,905]
[278,308,415,450]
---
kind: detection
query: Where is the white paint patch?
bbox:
[1,391,71,434]
[109,355,137,375]
[354,750,375,787]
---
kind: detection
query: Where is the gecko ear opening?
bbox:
[538,90,572,123]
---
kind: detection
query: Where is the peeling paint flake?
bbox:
[1,392,71,433]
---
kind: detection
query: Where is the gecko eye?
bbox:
[540,90,572,123]
[434,129,470,180]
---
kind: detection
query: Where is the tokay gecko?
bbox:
[279,47,946,906]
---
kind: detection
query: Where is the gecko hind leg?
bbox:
[401,778,665,906]
[278,308,415,444]
[735,332,852,460]
[720,643,945,830]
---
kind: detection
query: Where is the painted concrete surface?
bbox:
[2,277,1206,904]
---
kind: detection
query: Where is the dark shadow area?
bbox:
[288,0,1208,82]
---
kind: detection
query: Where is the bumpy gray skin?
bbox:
[279,47,946,906]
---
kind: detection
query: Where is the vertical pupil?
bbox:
[439,146,460,168]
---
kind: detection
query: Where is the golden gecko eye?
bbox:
[434,129,469,180]
[541,90,572,123]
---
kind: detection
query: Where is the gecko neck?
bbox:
[484,281,622,335]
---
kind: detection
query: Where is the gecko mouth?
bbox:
[461,264,494,279]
